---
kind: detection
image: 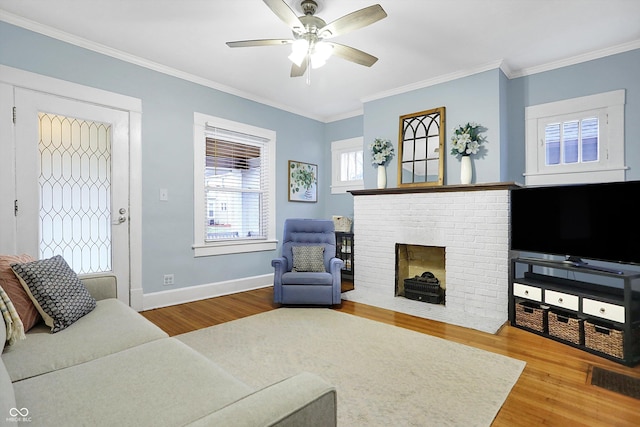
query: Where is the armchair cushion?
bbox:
[292,246,326,272]
[282,272,333,285]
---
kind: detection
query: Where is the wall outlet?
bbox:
[163,274,174,286]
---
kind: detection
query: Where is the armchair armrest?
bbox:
[271,256,288,273]
[329,257,344,273]
[187,372,337,427]
[329,258,344,304]
[271,256,288,284]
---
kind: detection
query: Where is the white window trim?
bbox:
[524,90,626,186]
[331,137,364,194]
[193,113,276,257]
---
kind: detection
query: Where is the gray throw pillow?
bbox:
[11,255,96,333]
[292,246,326,272]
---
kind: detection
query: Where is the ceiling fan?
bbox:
[226,0,387,78]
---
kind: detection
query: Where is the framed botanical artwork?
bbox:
[288,160,318,202]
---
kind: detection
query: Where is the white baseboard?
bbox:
[141,273,274,311]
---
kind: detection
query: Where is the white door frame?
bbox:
[0,65,144,311]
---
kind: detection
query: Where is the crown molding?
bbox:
[3,10,639,125]
[325,108,364,123]
[508,39,640,79]
[0,10,326,122]
[360,60,506,104]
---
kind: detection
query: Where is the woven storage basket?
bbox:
[548,311,583,345]
[584,320,624,359]
[515,301,547,333]
[332,216,352,232]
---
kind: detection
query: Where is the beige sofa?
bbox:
[1,277,337,427]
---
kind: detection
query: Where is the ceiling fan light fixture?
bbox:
[228,0,387,78]
[310,41,333,69]
[288,38,309,66]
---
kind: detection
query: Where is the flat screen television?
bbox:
[510,180,640,268]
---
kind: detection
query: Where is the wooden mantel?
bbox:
[349,182,522,196]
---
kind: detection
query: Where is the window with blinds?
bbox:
[204,127,269,242]
[544,117,599,166]
[524,90,625,186]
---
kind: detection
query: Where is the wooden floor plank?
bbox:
[140,287,640,426]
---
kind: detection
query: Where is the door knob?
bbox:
[112,215,127,224]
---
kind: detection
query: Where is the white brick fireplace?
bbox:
[343,183,517,333]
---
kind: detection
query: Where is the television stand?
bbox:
[562,256,624,275]
[509,257,640,366]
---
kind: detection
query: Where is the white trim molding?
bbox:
[142,273,274,310]
[524,89,626,186]
[0,64,144,310]
[193,112,277,257]
[331,137,364,194]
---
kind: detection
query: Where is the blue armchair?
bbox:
[272,218,343,305]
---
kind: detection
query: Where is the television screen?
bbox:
[510,180,640,266]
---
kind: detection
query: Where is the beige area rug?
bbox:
[177,308,525,427]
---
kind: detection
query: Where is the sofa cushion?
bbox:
[0,323,17,419]
[0,254,40,332]
[0,359,16,423]
[292,245,326,272]
[3,298,168,382]
[11,255,96,333]
[13,338,253,427]
[188,372,337,427]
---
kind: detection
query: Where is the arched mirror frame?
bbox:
[397,107,445,187]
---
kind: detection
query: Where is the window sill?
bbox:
[193,239,278,257]
[524,166,627,186]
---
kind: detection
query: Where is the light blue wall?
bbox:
[0,22,327,294]
[3,20,639,295]
[506,48,640,182]
[363,69,504,188]
[323,115,363,220]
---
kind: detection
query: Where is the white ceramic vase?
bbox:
[460,155,472,185]
[377,165,387,189]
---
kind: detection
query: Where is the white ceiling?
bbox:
[1,0,639,122]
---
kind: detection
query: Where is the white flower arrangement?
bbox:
[450,122,486,156]
[370,138,395,167]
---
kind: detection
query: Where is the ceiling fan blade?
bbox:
[226,39,292,48]
[319,4,387,39]
[263,0,305,34]
[329,43,378,67]
[290,59,308,77]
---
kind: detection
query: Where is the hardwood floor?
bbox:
[141,286,640,426]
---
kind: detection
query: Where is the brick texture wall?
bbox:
[353,189,510,321]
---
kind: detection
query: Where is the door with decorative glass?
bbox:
[14,88,130,305]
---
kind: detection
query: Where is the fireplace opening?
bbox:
[395,244,445,305]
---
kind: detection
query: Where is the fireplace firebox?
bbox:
[395,244,445,305]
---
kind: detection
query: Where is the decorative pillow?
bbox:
[11,255,96,333]
[292,246,326,272]
[0,285,25,345]
[0,254,41,332]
